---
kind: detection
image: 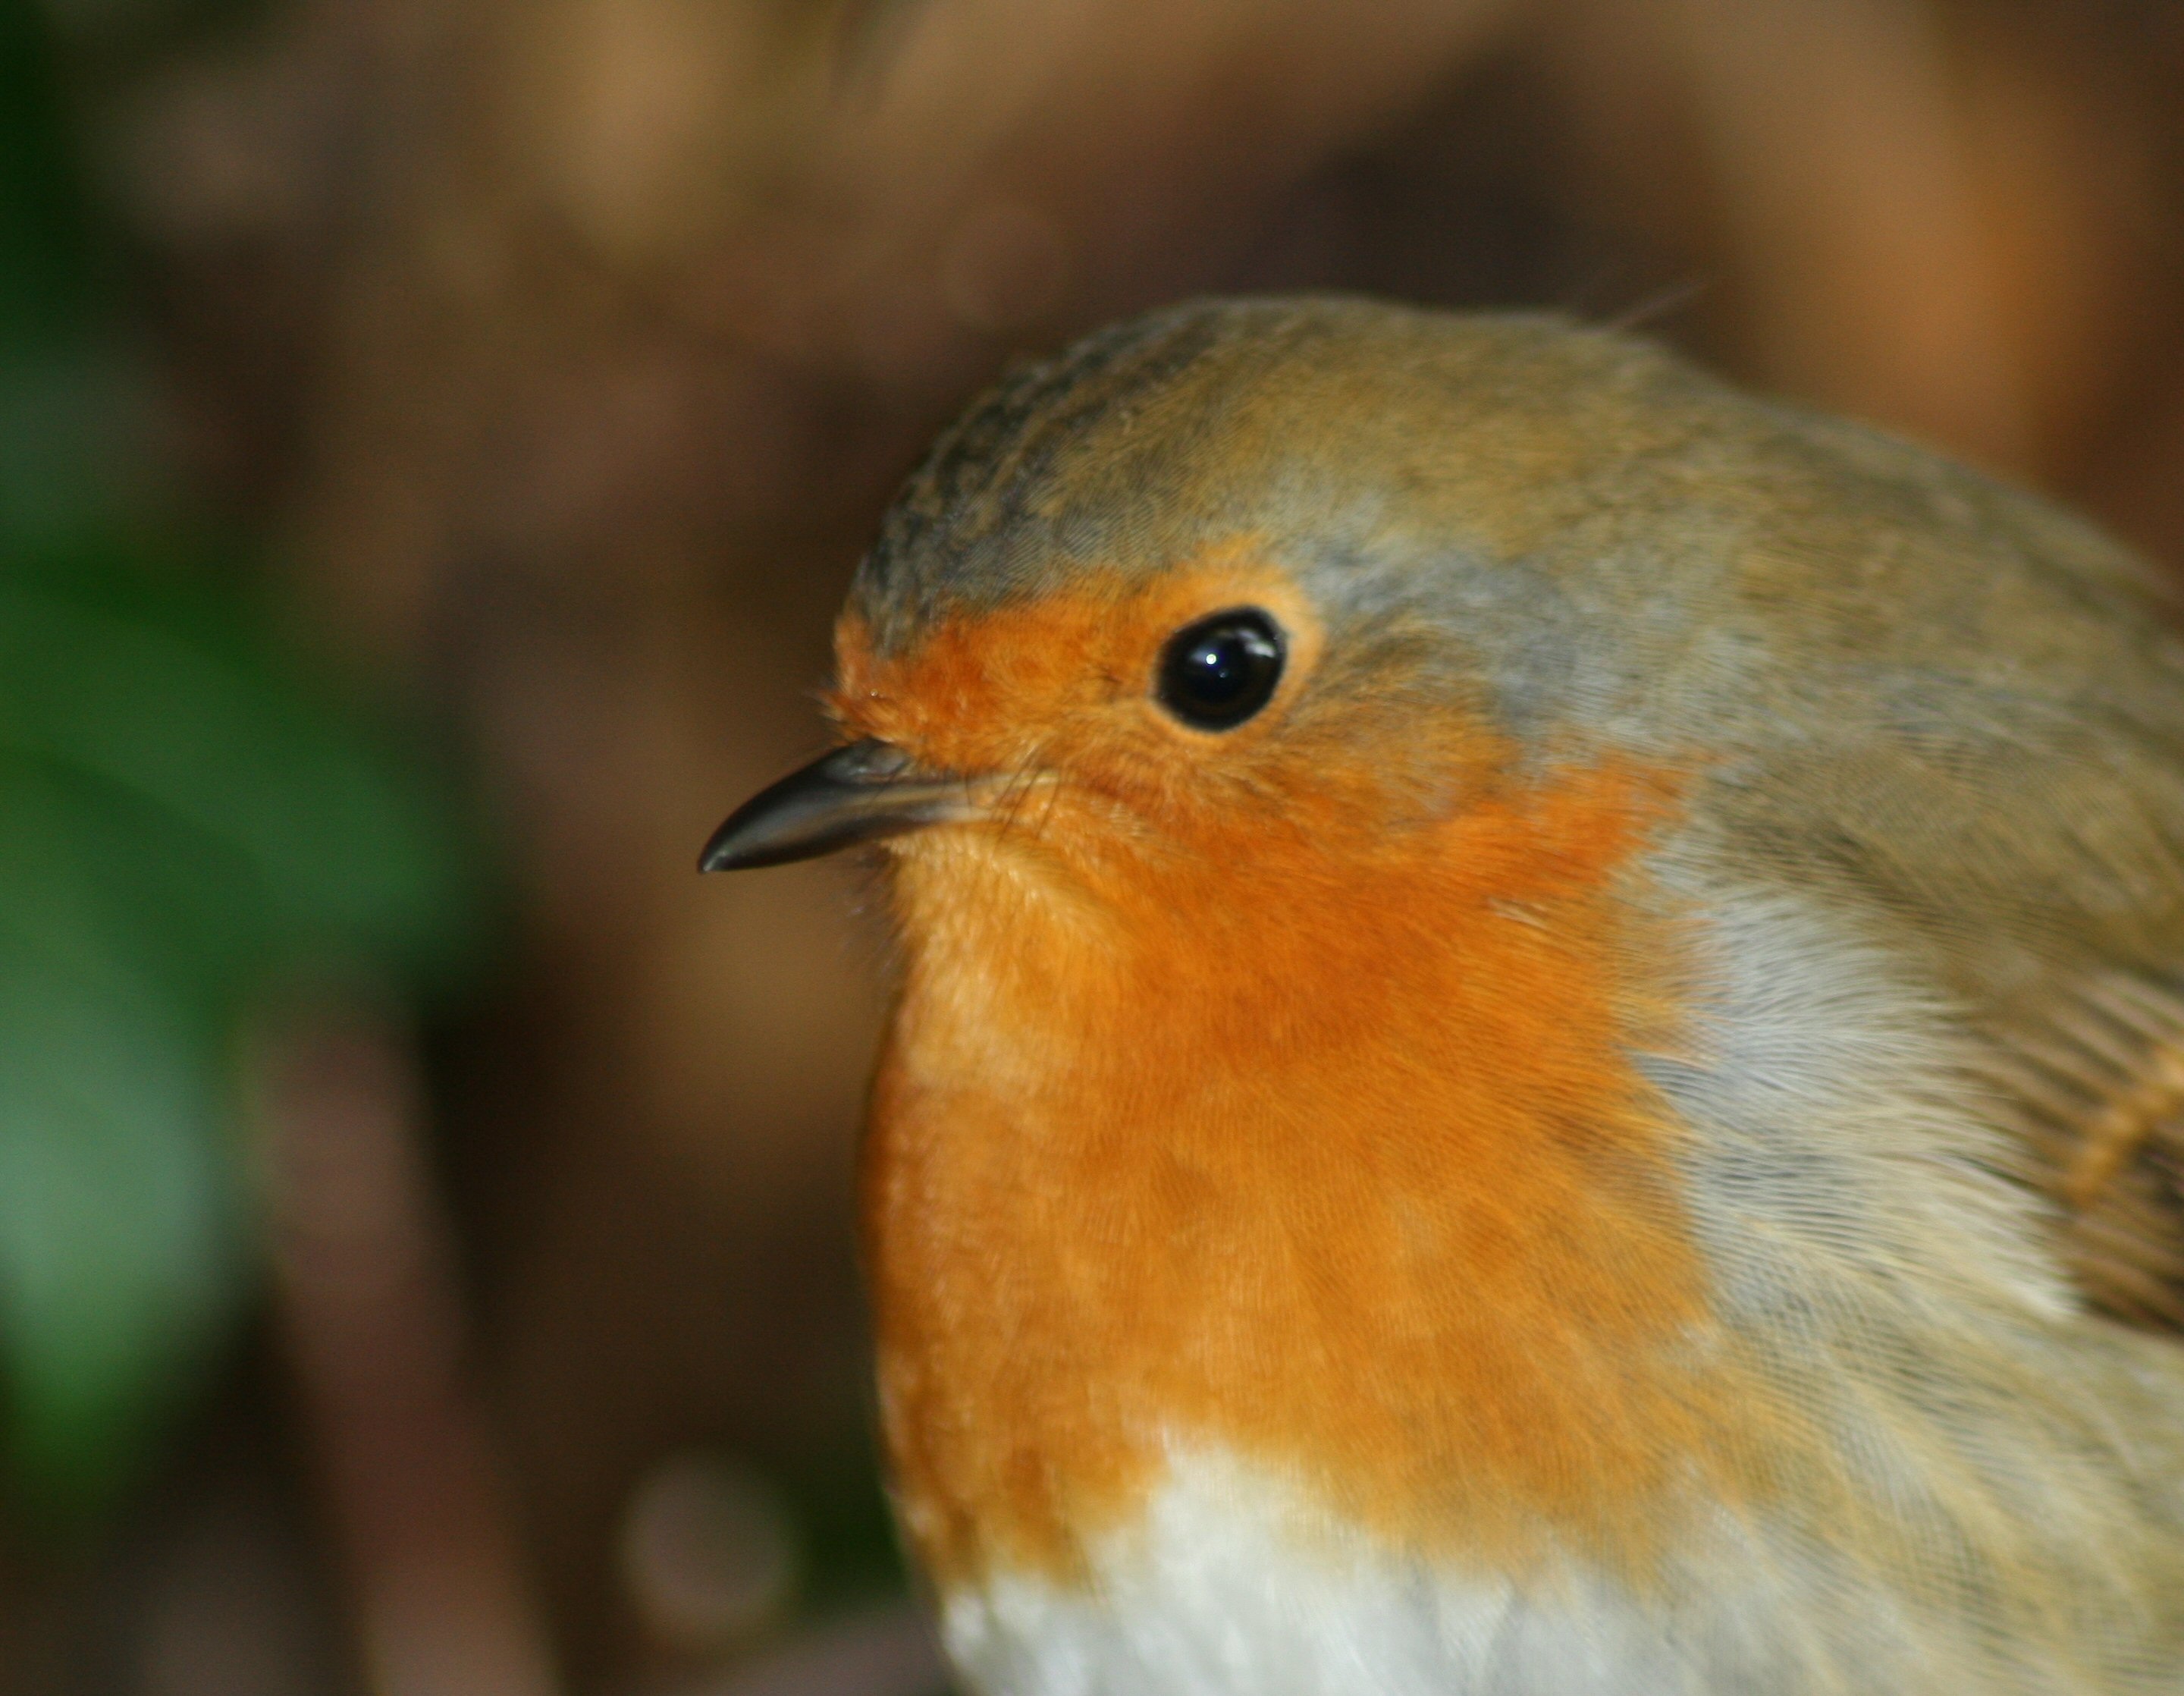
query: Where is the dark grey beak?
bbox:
[699,739,973,872]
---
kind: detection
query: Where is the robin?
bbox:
[701,298,2184,1694]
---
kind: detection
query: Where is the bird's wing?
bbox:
[2001,972,2184,1330]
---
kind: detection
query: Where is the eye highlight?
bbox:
[1155,607,1286,730]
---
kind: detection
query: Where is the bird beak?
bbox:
[698,738,976,872]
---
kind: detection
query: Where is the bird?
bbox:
[700,297,2184,1694]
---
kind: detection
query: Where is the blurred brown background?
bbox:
[9,0,2184,1691]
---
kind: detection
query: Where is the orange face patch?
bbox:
[839,550,1734,1591]
[836,545,1331,803]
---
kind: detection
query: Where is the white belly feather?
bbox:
[937,1446,1937,1696]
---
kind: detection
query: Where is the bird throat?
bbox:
[861,749,1737,1592]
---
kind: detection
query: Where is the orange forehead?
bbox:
[830,543,1326,777]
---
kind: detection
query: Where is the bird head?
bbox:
[706,293,2184,1026]
[701,299,1738,912]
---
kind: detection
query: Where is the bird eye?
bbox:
[1155,608,1286,730]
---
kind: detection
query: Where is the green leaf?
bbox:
[0,576,482,1519]
[0,567,484,1521]
[0,925,241,1515]
[0,574,476,983]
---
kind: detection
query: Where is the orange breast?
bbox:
[866,769,1756,1590]
[834,573,1746,1593]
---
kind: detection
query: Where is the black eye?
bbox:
[1156,607,1286,730]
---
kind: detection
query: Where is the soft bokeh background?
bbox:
[4,1,2184,1691]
